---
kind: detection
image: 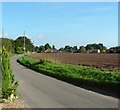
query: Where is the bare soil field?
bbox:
[29,53,120,71]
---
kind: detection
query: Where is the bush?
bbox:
[2,47,19,99]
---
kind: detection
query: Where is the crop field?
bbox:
[29,53,120,71]
[18,55,120,94]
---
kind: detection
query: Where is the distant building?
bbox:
[44,48,58,53]
[44,48,51,53]
[87,49,92,53]
[102,49,106,53]
[87,49,100,53]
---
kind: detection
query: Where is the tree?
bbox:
[85,43,107,53]
[64,45,72,52]
[39,45,45,53]
[44,43,51,50]
[72,46,78,52]
[10,39,16,53]
[79,46,86,53]
[1,38,14,53]
[52,45,56,50]
[108,46,120,53]
[85,44,92,50]
[2,47,19,99]
[15,47,24,54]
[58,47,64,52]
[35,46,39,52]
[15,36,33,53]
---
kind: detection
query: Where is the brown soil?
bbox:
[29,53,120,71]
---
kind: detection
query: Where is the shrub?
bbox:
[2,47,19,99]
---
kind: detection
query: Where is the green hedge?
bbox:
[17,56,120,91]
[2,47,19,99]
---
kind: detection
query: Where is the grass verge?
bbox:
[17,56,120,96]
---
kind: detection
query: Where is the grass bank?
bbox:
[17,56,120,95]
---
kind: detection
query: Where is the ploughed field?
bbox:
[29,53,120,71]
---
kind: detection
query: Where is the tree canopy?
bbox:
[1,36,119,54]
[1,38,14,53]
[15,36,33,54]
[85,43,106,51]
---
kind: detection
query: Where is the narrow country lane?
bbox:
[11,55,118,108]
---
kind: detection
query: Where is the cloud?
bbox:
[4,33,9,38]
[46,3,112,11]
[37,34,46,41]
[33,34,46,46]
[0,33,10,38]
[90,7,117,11]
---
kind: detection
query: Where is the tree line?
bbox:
[1,36,120,54]
[1,36,34,54]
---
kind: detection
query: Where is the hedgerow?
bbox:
[17,56,120,90]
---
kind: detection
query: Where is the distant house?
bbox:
[94,49,100,53]
[87,49,92,53]
[44,48,58,53]
[44,48,52,53]
[102,49,106,53]
[51,49,58,53]
[87,49,100,53]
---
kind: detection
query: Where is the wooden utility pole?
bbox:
[33,41,34,53]
[2,28,4,38]
[23,31,26,54]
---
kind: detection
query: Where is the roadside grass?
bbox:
[17,55,120,93]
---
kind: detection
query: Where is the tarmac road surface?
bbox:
[11,55,118,108]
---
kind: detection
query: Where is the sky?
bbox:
[2,2,118,49]
[2,0,120,2]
